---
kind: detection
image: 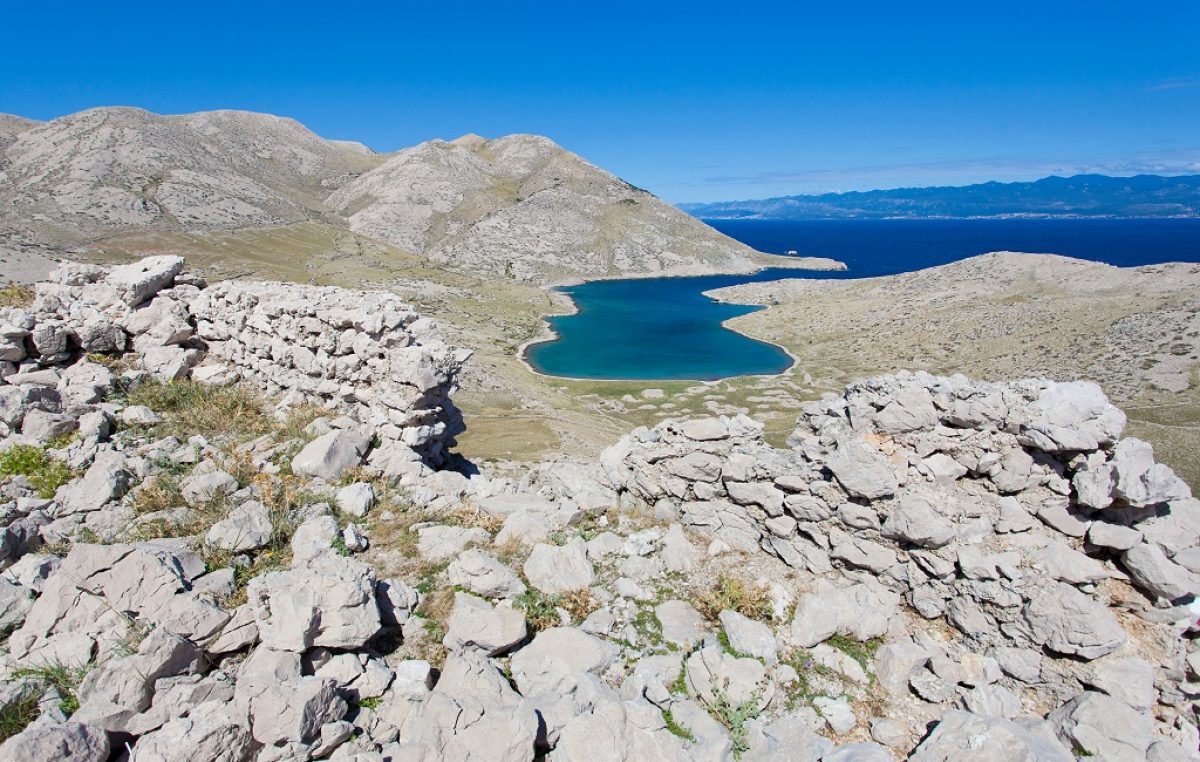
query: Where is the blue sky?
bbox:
[1,1,1197,202]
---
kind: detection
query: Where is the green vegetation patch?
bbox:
[0,445,77,499]
[10,662,88,717]
[0,690,40,742]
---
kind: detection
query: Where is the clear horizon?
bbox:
[2,0,1197,203]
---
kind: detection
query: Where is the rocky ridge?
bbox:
[0,108,839,284]
[0,261,1198,760]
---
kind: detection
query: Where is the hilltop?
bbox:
[680,173,1200,219]
[0,107,838,285]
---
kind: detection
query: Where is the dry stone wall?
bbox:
[0,255,468,467]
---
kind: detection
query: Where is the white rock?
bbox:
[247,555,381,651]
[121,404,162,426]
[442,592,527,656]
[180,469,237,507]
[655,599,709,650]
[417,524,490,561]
[813,696,857,734]
[336,481,375,517]
[205,500,273,552]
[0,719,110,762]
[446,549,526,598]
[1023,583,1126,660]
[291,429,372,480]
[106,255,185,306]
[523,538,595,593]
[719,609,778,663]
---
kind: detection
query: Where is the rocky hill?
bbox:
[0,107,381,246]
[1,258,1198,761]
[0,108,834,284]
[325,133,824,283]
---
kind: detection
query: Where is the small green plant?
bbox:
[358,696,382,710]
[709,686,761,759]
[44,431,79,450]
[10,662,88,717]
[0,445,77,499]
[661,708,695,742]
[669,662,688,695]
[825,634,881,668]
[0,690,41,742]
[331,534,352,557]
[421,616,446,643]
[513,588,563,631]
[631,606,665,649]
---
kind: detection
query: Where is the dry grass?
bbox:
[560,588,598,623]
[0,282,34,308]
[693,573,774,623]
[128,472,185,515]
[123,379,274,444]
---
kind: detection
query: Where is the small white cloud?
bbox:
[1148,77,1200,91]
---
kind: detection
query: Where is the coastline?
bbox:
[542,253,846,288]
[516,259,822,383]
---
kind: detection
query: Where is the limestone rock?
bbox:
[655,599,709,650]
[395,650,538,761]
[446,549,526,598]
[205,500,273,552]
[336,481,375,518]
[290,429,372,480]
[791,580,900,648]
[247,554,381,651]
[720,609,778,663]
[510,626,619,697]
[441,591,527,656]
[1021,380,1126,452]
[826,437,898,500]
[524,537,595,593]
[1121,542,1199,602]
[106,255,185,306]
[908,710,1073,761]
[880,494,956,548]
[0,719,110,762]
[1110,438,1191,507]
[1048,691,1153,762]
[131,699,252,762]
[686,644,774,713]
[180,469,237,506]
[1024,583,1126,660]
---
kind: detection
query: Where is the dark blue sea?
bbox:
[524,218,1200,381]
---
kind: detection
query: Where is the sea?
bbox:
[523,218,1200,381]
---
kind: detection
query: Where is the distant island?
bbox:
[680,173,1200,219]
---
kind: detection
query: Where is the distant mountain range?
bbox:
[679,174,1200,220]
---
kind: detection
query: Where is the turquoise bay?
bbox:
[524,269,814,381]
[524,219,1200,381]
